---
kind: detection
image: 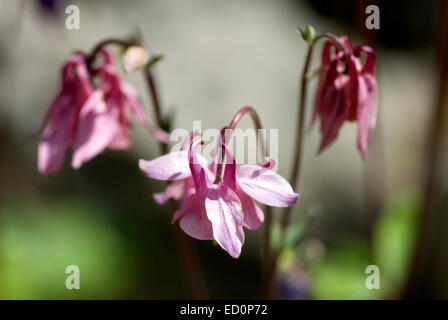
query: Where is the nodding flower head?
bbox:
[313,35,377,159]
[139,126,299,258]
[37,48,154,176]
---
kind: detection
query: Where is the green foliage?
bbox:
[309,191,420,300]
[147,55,164,69]
[0,201,139,299]
[284,205,318,249]
[309,241,381,299]
[373,192,419,296]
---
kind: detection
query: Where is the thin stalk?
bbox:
[86,38,137,67]
[265,31,349,299]
[143,62,208,300]
[87,38,208,299]
[214,106,266,184]
[403,1,448,297]
[228,108,271,278]
[213,106,271,299]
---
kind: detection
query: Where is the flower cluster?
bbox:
[38,49,148,176]
[139,132,299,258]
[313,36,377,158]
[36,30,378,262]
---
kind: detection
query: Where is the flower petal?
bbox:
[355,46,376,75]
[177,190,214,240]
[237,165,299,207]
[356,73,377,159]
[222,143,237,189]
[317,74,352,153]
[37,93,79,176]
[71,91,118,169]
[236,189,264,230]
[139,148,211,182]
[37,53,94,176]
[189,140,212,198]
[153,180,185,205]
[121,82,148,124]
[205,184,244,258]
[139,151,191,181]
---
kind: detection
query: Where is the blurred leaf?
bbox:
[278,248,297,273]
[0,201,139,299]
[147,54,163,69]
[284,204,319,249]
[310,241,382,299]
[372,191,420,296]
[270,222,282,251]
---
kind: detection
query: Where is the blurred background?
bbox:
[0,0,446,299]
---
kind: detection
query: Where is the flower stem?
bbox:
[265,31,348,299]
[282,32,348,230]
[143,59,208,300]
[214,106,266,184]
[403,1,448,297]
[214,106,272,298]
[86,38,137,67]
[143,68,167,153]
[87,38,207,299]
[264,40,315,300]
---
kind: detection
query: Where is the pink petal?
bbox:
[121,82,148,124]
[355,46,376,75]
[37,92,79,176]
[139,149,210,181]
[151,127,171,144]
[356,73,377,158]
[222,143,237,189]
[205,184,244,258]
[179,209,214,241]
[317,74,351,153]
[236,165,299,207]
[313,50,346,133]
[71,91,119,169]
[37,53,94,176]
[189,140,212,198]
[339,35,354,54]
[237,189,264,230]
[37,106,75,176]
[139,151,191,181]
[107,125,131,150]
[153,180,185,205]
[177,187,214,240]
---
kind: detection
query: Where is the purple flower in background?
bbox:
[139,135,299,258]
[313,36,377,158]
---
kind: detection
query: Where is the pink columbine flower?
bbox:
[38,49,150,176]
[139,135,299,258]
[313,36,377,158]
[71,49,150,169]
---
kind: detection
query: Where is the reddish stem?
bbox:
[88,38,208,299]
[265,31,349,299]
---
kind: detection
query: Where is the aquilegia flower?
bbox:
[139,134,299,258]
[38,48,149,176]
[313,36,377,158]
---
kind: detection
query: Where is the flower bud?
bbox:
[122,46,149,73]
[300,25,315,45]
